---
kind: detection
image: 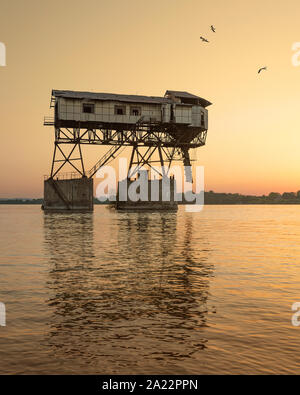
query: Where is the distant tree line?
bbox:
[204,191,300,204]
[2,192,300,205]
[0,199,43,204]
[0,198,106,205]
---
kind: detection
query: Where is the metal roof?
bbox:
[52,90,172,104]
[165,90,201,99]
[52,89,212,107]
[165,90,212,107]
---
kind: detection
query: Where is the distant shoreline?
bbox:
[1,202,300,205]
[1,190,300,206]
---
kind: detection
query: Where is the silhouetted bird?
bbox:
[211,25,216,32]
[200,36,209,43]
[258,66,267,74]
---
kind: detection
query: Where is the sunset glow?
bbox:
[1,0,300,197]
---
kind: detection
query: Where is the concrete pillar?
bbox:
[116,177,178,211]
[43,177,93,212]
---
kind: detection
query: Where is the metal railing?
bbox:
[44,172,83,181]
[44,116,55,126]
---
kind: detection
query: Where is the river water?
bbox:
[0,205,300,374]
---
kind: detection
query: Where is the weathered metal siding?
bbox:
[56,96,208,128]
[174,105,192,124]
[162,103,171,122]
[57,98,162,124]
[191,106,208,128]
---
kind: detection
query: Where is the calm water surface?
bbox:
[0,205,300,374]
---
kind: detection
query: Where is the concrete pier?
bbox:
[116,177,178,211]
[43,177,93,212]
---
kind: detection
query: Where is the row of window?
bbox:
[81,103,205,125]
[82,103,141,116]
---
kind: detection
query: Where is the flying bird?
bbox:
[200,36,209,43]
[258,66,267,74]
[211,25,216,32]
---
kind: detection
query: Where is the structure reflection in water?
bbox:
[43,210,213,373]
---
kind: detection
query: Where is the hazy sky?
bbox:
[1,0,300,197]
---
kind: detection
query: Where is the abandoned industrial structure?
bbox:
[43,89,212,212]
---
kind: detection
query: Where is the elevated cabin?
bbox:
[50,90,212,130]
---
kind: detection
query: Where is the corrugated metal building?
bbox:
[51,89,211,129]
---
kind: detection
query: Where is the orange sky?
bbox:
[1,0,300,197]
